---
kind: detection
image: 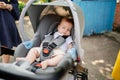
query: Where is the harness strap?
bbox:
[42,35,66,57]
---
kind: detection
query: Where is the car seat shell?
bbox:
[18,0,85,60]
[0,0,86,80]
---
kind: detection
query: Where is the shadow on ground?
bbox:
[82,34,120,80]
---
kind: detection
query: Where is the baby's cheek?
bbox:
[68,31,70,35]
[67,32,70,35]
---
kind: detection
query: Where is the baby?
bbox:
[16,17,74,69]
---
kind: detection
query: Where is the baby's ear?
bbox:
[57,24,60,29]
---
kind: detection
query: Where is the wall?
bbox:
[73,0,116,36]
[113,3,120,30]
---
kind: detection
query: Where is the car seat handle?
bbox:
[18,0,35,41]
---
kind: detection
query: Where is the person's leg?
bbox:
[1,46,11,63]
[16,47,40,64]
[2,54,10,63]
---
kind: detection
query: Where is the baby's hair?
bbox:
[62,17,74,26]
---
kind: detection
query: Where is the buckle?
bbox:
[43,48,49,54]
[35,63,42,67]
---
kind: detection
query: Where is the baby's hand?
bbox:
[41,60,48,70]
[68,43,73,49]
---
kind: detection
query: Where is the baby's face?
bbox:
[58,19,73,36]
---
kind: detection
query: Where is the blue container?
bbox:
[73,0,116,36]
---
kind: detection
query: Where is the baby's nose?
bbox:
[63,30,66,33]
[63,31,67,35]
[64,29,68,32]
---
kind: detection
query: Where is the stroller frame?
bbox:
[0,0,88,80]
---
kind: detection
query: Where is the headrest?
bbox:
[32,14,62,47]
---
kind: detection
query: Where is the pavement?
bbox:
[82,33,120,80]
[0,16,120,80]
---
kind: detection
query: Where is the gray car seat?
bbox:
[1,14,74,80]
[0,0,88,79]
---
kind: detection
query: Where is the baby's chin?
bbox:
[63,35,69,37]
[60,33,69,36]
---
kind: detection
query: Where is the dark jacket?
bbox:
[0,0,22,48]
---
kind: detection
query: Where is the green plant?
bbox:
[18,1,25,13]
[34,0,50,3]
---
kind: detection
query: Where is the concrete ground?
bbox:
[0,17,120,80]
[82,34,120,80]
